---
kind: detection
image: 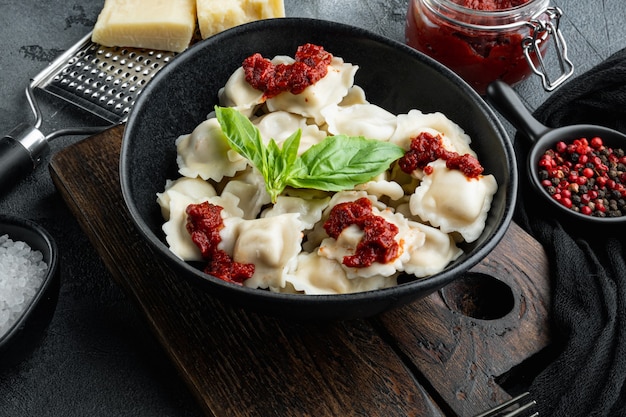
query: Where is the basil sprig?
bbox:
[215,106,405,203]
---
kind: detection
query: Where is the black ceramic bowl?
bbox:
[120,18,517,320]
[0,215,60,364]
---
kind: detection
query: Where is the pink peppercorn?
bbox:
[590,137,603,149]
[562,197,573,208]
[581,194,591,204]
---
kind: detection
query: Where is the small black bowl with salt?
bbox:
[0,214,60,366]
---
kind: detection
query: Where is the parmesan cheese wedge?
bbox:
[196,0,285,39]
[92,0,197,53]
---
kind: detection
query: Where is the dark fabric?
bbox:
[516,48,626,417]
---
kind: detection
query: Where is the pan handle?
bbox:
[0,124,48,192]
[485,81,551,143]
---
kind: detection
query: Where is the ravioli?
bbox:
[409,159,498,243]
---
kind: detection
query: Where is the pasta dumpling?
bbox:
[391,110,475,157]
[355,178,405,202]
[266,57,358,125]
[409,159,497,243]
[161,190,204,261]
[318,199,425,279]
[338,85,368,106]
[403,221,463,277]
[229,213,305,291]
[321,103,397,141]
[161,192,243,261]
[176,118,248,182]
[221,168,272,220]
[157,177,217,220]
[217,66,264,117]
[287,252,397,295]
[218,55,294,116]
[253,111,327,155]
[262,195,330,230]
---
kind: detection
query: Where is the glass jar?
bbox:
[405,0,573,94]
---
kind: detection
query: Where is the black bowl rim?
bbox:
[120,17,517,308]
[0,214,59,348]
[527,124,626,225]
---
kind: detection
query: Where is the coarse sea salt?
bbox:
[0,234,48,340]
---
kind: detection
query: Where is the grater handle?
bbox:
[0,123,49,192]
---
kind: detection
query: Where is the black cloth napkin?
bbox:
[514,48,626,416]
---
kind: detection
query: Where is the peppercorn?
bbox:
[538,136,626,218]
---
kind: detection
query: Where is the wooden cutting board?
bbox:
[49,125,551,417]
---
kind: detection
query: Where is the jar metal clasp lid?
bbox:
[523,6,574,92]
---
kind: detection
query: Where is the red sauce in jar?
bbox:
[398,131,483,178]
[453,0,529,10]
[186,202,255,285]
[323,197,400,268]
[243,43,333,99]
[405,0,544,94]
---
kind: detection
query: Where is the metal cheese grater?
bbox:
[1,31,177,191]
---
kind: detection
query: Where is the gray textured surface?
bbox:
[0,0,624,415]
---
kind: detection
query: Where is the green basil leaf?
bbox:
[215,106,405,200]
[280,129,301,172]
[216,106,307,203]
[215,106,266,170]
[266,138,281,172]
[265,138,286,202]
[288,135,405,191]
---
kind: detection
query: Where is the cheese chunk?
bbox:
[196,0,285,39]
[92,0,196,53]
